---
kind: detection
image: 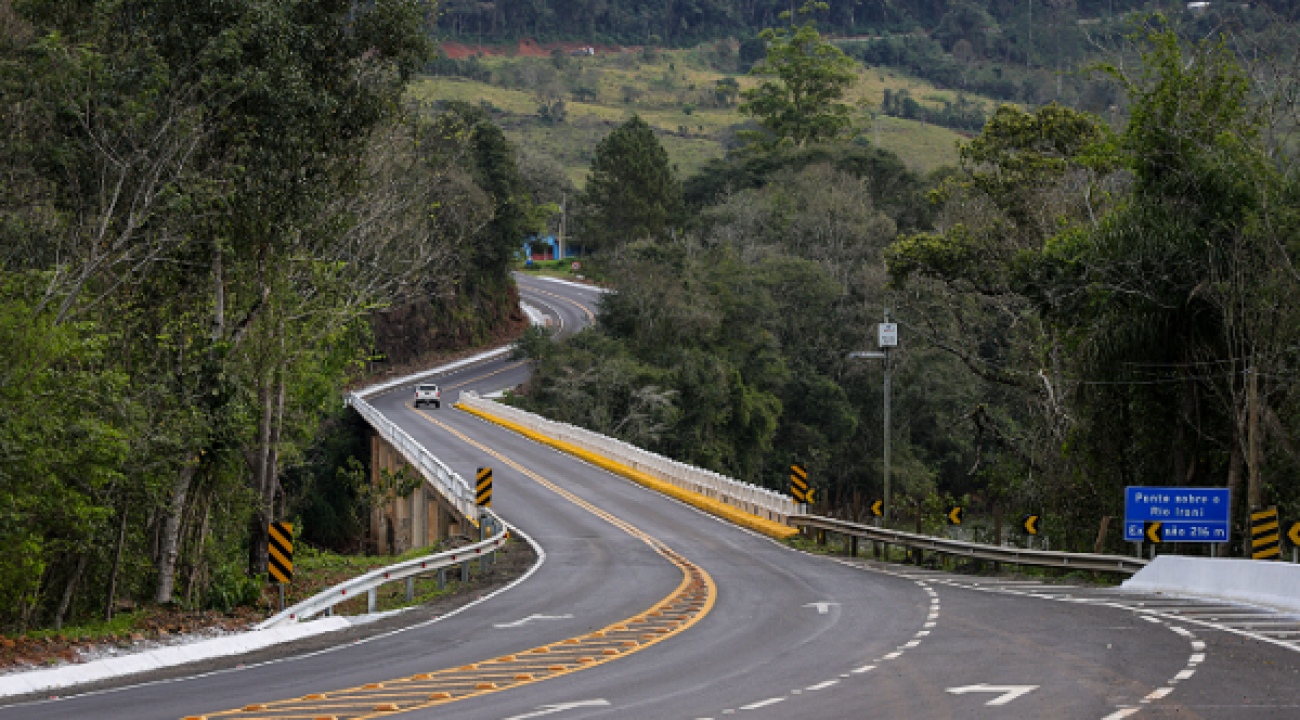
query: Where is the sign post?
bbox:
[790,463,810,506]
[268,522,294,612]
[1252,507,1281,560]
[1123,488,1230,550]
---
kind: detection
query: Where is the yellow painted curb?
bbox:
[456,403,799,540]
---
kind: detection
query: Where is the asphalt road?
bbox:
[7,273,1300,719]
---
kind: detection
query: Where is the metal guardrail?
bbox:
[257,512,509,628]
[347,392,478,521]
[791,515,1149,575]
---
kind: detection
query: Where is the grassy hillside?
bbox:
[409,46,997,186]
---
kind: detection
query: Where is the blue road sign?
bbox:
[1124,487,1231,542]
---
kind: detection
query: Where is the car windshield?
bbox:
[418,385,438,392]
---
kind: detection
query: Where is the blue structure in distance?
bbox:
[1123,486,1231,543]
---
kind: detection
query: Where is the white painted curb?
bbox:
[0,617,350,698]
[1122,555,1300,614]
[520,301,548,326]
[530,275,612,293]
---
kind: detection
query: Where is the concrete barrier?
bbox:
[1122,555,1300,614]
[0,617,351,698]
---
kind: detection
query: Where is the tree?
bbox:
[577,115,683,248]
[738,1,859,150]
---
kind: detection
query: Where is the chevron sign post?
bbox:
[790,463,810,505]
[476,467,493,509]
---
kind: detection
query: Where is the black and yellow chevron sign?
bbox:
[1144,521,1163,544]
[790,463,809,504]
[1288,521,1300,549]
[1022,514,1040,535]
[1252,507,1281,560]
[268,522,293,583]
[946,506,963,525]
[476,467,493,507]
[871,499,884,517]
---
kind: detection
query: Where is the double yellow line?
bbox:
[193,408,716,720]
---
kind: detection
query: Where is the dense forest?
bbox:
[515,6,1300,559]
[6,0,1300,637]
[433,0,1298,53]
[0,1,562,632]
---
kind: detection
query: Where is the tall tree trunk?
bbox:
[185,504,211,606]
[105,495,130,622]
[53,554,88,631]
[1247,364,1263,510]
[1226,436,1245,557]
[247,379,274,577]
[155,454,199,603]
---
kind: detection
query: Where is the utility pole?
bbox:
[848,304,897,527]
[882,306,894,526]
[558,192,566,260]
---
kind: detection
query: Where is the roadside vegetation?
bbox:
[513,5,1300,561]
[0,2,557,634]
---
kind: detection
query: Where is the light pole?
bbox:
[849,310,898,526]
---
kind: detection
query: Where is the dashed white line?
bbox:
[740,698,785,710]
[805,680,839,691]
[1143,687,1173,701]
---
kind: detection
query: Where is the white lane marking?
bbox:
[805,680,839,691]
[493,613,574,628]
[740,698,785,710]
[1191,641,1205,650]
[1174,669,1196,681]
[803,602,839,614]
[915,630,930,636]
[1143,687,1173,701]
[903,640,921,648]
[852,665,876,674]
[882,652,902,660]
[1189,653,1205,663]
[946,684,1039,706]
[502,700,611,719]
[1101,709,1142,719]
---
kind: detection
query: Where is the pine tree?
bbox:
[578,116,683,249]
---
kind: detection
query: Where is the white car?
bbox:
[414,384,441,409]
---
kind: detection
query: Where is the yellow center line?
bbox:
[192,409,716,720]
[441,360,528,392]
[521,286,596,324]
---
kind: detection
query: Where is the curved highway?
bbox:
[6,273,1300,719]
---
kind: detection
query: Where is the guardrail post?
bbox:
[406,577,415,603]
[462,558,471,581]
[850,536,858,557]
[479,516,488,574]
[438,567,446,591]
[367,588,377,613]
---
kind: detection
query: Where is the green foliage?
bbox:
[204,560,263,612]
[886,20,1300,552]
[738,2,860,149]
[0,0,522,630]
[577,116,684,248]
[683,142,936,233]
